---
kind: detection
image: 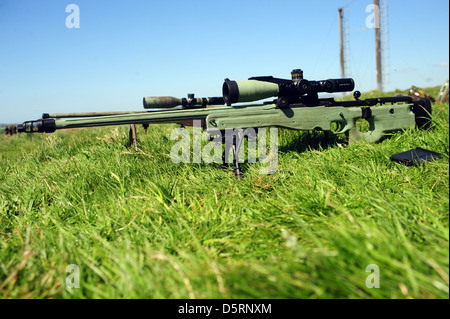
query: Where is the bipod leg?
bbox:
[232,130,245,181]
[219,130,229,169]
[128,124,139,152]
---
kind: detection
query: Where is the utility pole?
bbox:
[338,7,345,78]
[338,7,350,79]
[380,0,390,91]
[374,0,382,91]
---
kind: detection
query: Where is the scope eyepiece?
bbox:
[311,78,355,93]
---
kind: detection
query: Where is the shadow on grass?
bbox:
[216,130,345,178]
[278,130,344,154]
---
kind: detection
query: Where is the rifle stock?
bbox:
[205,102,426,144]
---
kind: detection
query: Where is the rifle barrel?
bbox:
[18,104,240,133]
[43,111,149,119]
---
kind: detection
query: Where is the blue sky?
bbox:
[0,0,448,123]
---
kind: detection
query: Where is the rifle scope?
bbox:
[222,69,355,105]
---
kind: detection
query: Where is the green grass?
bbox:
[0,88,448,299]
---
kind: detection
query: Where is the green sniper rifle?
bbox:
[17,69,432,178]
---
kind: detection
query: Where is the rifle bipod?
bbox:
[127,124,139,151]
[231,131,244,181]
[127,123,150,151]
[219,129,257,181]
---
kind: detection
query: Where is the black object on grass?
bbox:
[390,147,442,166]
